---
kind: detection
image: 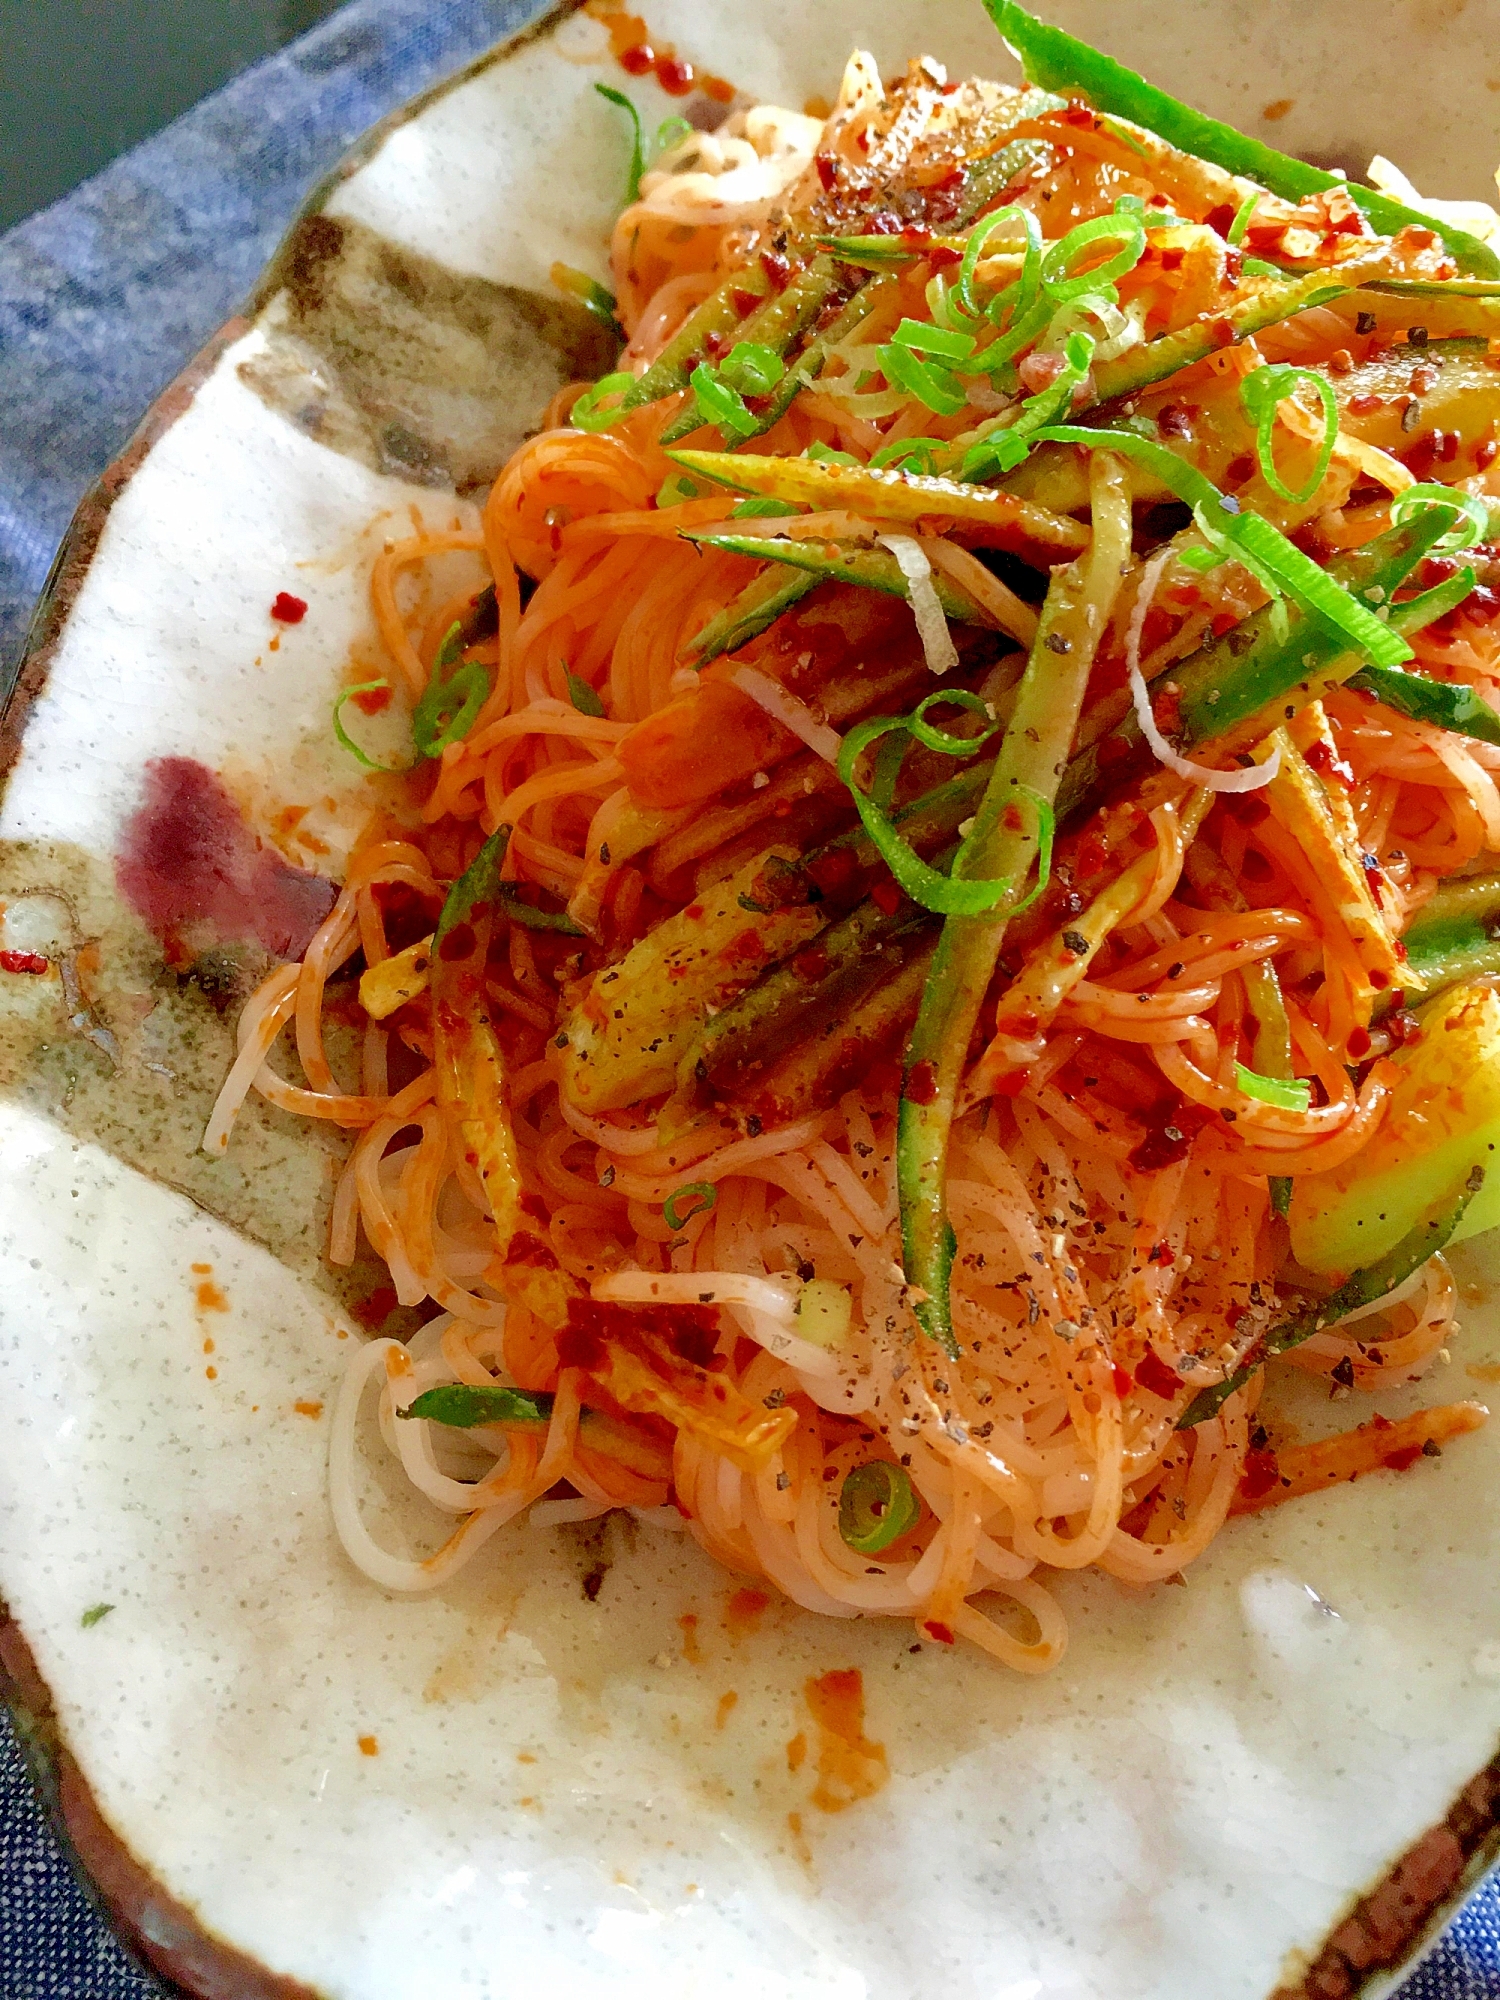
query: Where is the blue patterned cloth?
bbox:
[1,1,1500,1993]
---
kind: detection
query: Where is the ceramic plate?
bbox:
[7,4,1500,1996]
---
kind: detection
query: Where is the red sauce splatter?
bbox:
[116,757,336,961]
[678,1611,704,1663]
[270,592,307,624]
[656,53,694,95]
[619,40,653,72]
[357,1734,379,1757]
[906,1059,939,1105]
[195,1279,229,1313]
[1239,1447,1282,1501]
[0,950,48,975]
[1134,1348,1181,1401]
[351,1285,399,1329]
[1110,1363,1134,1399]
[294,1399,324,1419]
[723,1586,771,1640]
[804,1669,889,1811]
[351,682,392,715]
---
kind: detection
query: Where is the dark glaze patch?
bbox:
[240,215,619,492]
[116,757,336,963]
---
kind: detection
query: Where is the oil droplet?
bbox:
[358,1734,379,1757]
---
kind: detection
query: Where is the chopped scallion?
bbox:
[663,1182,718,1231]
[1234,1063,1312,1111]
[839,1460,921,1553]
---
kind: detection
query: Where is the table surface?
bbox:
[3,2,1500,1994]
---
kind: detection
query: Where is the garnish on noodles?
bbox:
[213,2,1500,1669]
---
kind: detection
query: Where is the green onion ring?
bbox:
[1239,365,1338,506]
[838,1461,921,1553]
[663,1182,718,1231]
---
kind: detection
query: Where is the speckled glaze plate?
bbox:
[8,4,1500,1997]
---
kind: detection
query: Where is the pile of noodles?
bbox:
[206,52,1500,1670]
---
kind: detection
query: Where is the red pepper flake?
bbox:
[619,41,654,73]
[816,155,837,191]
[1219,791,1271,828]
[1057,102,1097,129]
[1387,1008,1423,1047]
[921,1620,956,1646]
[1222,247,1244,286]
[1223,453,1256,490]
[1478,437,1500,472]
[869,877,902,916]
[1002,803,1025,833]
[1134,1348,1182,1400]
[1128,1097,1211,1173]
[793,945,829,982]
[1204,203,1236,235]
[1239,1447,1282,1502]
[1463,584,1500,625]
[1210,318,1237,349]
[1158,248,1186,275]
[655,52,694,95]
[1347,1026,1372,1059]
[1347,392,1384,415]
[926,242,962,270]
[905,1059,939,1106]
[992,1067,1029,1099]
[1303,738,1355,786]
[351,682,392,715]
[0,949,48,975]
[1111,1363,1133,1399]
[700,73,735,105]
[730,287,760,316]
[1383,1443,1425,1472]
[760,250,791,292]
[1327,348,1355,375]
[1420,555,1462,588]
[1156,401,1193,438]
[1147,1240,1175,1266]
[270,591,307,624]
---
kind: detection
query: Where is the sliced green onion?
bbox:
[960,331,1095,480]
[891,316,978,363]
[401,1383,554,1428]
[413,636,489,758]
[333,680,409,773]
[955,205,1040,324]
[566,670,606,718]
[655,114,694,154]
[572,370,634,432]
[1240,364,1338,505]
[1226,192,1258,247]
[877,341,969,416]
[1390,482,1492,551]
[663,1182,717,1231]
[1241,256,1281,279]
[1040,211,1146,305]
[1234,1063,1312,1111]
[719,340,786,395]
[656,472,700,507]
[595,82,645,206]
[906,688,1000,756]
[838,1461,921,1553]
[1176,544,1229,573]
[1270,1175,1293,1216]
[807,440,859,467]
[836,712,1050,916]
[690,361,758,439]
[1016,422,1416,668]
[868,437,945,476]
[731,495,799,519]
[1351,653,1500,747]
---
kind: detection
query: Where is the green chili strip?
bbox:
[656,256,838,444]
[663,1182,717,1231]
[1006,421,1416,667]
[1351,656,1500,747]
[899,463,1130,1356]
[981,0,1500,276]
[687,566,822,666]
[498,891,584,936]
[1178,1165,1485,1427]
[402,1383,554,1429]
[686,532,1007,628]
[839,1461,921,1553]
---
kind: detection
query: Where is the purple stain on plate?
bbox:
[115,756,336,961]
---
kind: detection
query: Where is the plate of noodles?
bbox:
[9,1,1500,1995]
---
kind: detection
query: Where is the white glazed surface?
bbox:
[5,3,1500,1996]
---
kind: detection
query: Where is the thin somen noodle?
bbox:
[209,29,1500,1669]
